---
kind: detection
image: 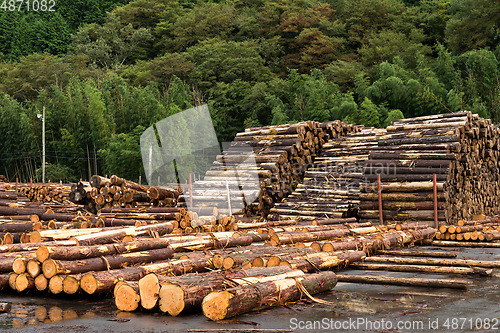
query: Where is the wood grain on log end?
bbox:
[252,257,266,267]
[36,246,50,263]
[48,275,64,294]
[80,273,97,294]
[12,258,26,274]
[115,284,140,312]
[15,273,34,292]
[158,284,184,316]
[34,274,48,291]
[63,276,79,294]
[212,254,224,269]
[29,231,42,243]
[42,259,58,279]
[202,290,231,321]
[139,274,160,310]
[8,273,17,290]
[27,260,41,278]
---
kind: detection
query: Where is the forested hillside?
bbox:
[0,0,499,183]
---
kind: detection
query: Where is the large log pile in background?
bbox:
[359,111,500,224]
[268,111,500,225]
[178,121,357,219]
[269,125,370,220]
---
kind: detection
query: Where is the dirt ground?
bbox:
[1,246,500,333]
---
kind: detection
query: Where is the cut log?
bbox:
[350,263,492,276]
[42,247,174,278]
[36,238,171,263]
[336,273,468,289]
[375,249,456,258]
[114,282,141,312]
[202,271,337,321]
[364,256,500,269]
[80,256,212,294]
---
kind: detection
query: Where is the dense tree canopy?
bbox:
[1,0,499,183]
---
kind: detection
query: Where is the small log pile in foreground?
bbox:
[434,215,500,244]
[0,212,441,322]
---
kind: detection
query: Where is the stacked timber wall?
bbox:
[270,111,500,225]
[178,121,358,218]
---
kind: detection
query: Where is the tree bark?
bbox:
[335,273,468,289]
[42,247,174,278]
[202,271,337,321]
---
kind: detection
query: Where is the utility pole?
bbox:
[37,107,46,183]
[42,106,45,183]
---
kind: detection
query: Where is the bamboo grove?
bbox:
[1,0,500,183]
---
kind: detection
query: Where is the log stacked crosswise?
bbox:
[178,121,353,218]
[269,125,373,220]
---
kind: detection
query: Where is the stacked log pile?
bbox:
[69,175,182,213]
[99,206,236,234]
[359,111,500,224]
[178,121,357,219]
[20,184,72,203]
[434,215,500,243]
[269,125,374,220]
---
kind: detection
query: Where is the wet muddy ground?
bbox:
[1,246,499,332]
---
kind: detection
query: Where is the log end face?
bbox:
[115,284,140,312]
[48,275,64,294]
[12,258,26,275]
[80,274,97,295]
[36,246,50,263]
[42,260,57,279]
[27,260,41,278]
[202,291,232,321]
[63,276,79,294]
[139,274,160,310]
[8,273,17,290]
[30,231,41,243]
[34,274,48,291]
[267,256,281,267]
[222,258,235,270]
[212,254,224,270]
[158,284,184,316]
[15,274,32,292]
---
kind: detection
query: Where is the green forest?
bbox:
[0,0,499,183]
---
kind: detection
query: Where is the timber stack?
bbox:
[359,111,500,224]
[69,175,182,213]
[21,184,72,203]
[434,215,500,243]
[179,120,357,219]
[269,124,374,221]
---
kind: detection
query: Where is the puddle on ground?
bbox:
[0,297,117,330]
